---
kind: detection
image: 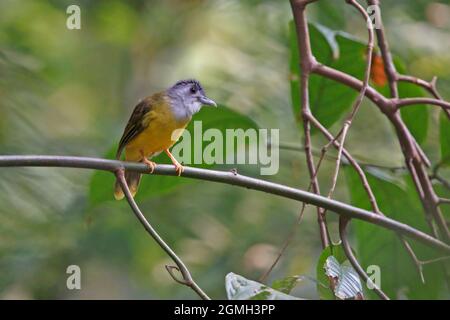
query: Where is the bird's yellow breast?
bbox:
[125,99,190,161]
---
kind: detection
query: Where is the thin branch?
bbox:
[290,0,330,248]
[306,113,380,213]
[397,75,450,119]
[312,62,392,112]
[366,0,398,98]
[115,169,210,300]
[326,0,375,201]
[394,98,450,111]
[397,75,442,99]
[399,236,425,283]
[0,155,449,253]
[272,141,406,171]
[421,256,450,266]
[339,216,390,300]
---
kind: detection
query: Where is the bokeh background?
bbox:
[0,0,449,299]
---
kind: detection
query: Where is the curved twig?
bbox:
[115,169,210,300]
[339,216,390,300]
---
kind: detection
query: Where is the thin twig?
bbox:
[290,0,331,248]
[421,256,450,266]
[339,216,390,300]
[272,141,406,171]
[394,98,450,111]
[397,75,450,119]
[325,0,374,199]
[306,113,381,213]
[116,168,210,300]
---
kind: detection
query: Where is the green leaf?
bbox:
[345,167,447,299]
[289,22,367,130]
[88,105,259,206]
[271,275,302,294]
[225,273,302,300]
[316,243,347,300]
[440,111,450,166]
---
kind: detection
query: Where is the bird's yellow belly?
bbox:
[125,110,189,161]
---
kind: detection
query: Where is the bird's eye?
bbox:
[190,87,197,94]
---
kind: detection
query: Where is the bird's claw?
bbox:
[174,163,184,176]
[142,158,157,173]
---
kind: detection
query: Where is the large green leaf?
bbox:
[289,22,367,130]
[345,167,447,299]
[440,111,450,166]
[225,273,301,300]
[88,105,259,205]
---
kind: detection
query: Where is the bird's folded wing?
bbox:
[116,99,153,159]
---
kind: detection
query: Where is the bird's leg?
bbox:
[164,149,184,176]
[140,150,156,173]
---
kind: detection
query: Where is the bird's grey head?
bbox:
[168,79,217,120]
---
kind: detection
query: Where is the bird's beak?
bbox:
[199,95,217,107]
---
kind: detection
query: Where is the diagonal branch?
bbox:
[0,155,449,253]
[326,0,374,201]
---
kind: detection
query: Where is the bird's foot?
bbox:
[174,162,184,176]
[164,149,184,176]
[142,158,157,173]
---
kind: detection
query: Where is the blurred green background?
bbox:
[0,0,449,299]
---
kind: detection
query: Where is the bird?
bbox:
[114,79,217,200]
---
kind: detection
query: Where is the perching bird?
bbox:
[114,79,216,200]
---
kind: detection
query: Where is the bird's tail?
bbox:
[114,170,142,200]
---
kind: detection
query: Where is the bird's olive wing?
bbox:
[116,99,152,159]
